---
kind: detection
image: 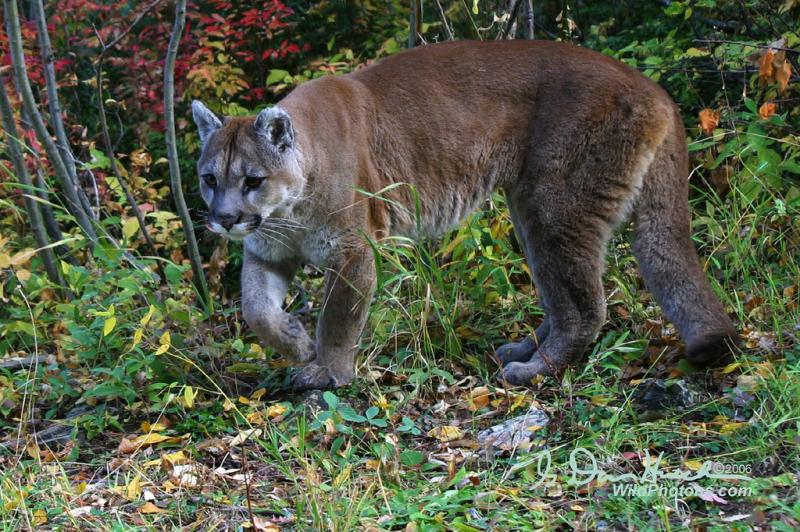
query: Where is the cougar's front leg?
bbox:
[292,245,376,391]
[241,250,315,365]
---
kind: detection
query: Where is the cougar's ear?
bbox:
[254,107,294,151]
[191,100,223,146]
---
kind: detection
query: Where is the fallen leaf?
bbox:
[230,428,262,446]
[252,515,281,531]
[266,403,287,418]
[139,502,167,514]
[467,386,491,411]
[126,473,143,500]
[427,425,464,442]
[119,433,183,454]
[33,509,47,525]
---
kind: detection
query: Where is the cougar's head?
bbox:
[192,100,304,240]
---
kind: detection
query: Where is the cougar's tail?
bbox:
[632,109,738,365]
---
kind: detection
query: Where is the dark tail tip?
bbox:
[685,330,739,366]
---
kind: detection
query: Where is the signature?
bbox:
[523,447,753,489]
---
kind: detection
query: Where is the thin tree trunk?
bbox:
[32,0,95,220]
[0,76,64,287]
[33,165,78,264]
[3,0,98,244]
[164,0,210,309]
[95,55,163,275]
[523,0,534,39]
[408,0,422,48]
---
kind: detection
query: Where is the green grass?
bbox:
[1,169,798,530]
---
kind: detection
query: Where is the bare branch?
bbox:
[164,0,211,309]
[523,0,534,39]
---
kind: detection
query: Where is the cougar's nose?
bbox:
[213,212,241,231]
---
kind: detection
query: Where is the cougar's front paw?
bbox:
[292,364,352,392]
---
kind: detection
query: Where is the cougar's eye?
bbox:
[244,176,265,189]
[202,174,217,188]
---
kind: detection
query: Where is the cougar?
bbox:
[192,39,738,391]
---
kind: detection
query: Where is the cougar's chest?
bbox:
[244,226,338,267]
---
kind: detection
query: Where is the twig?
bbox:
[164,0,211,310]
[0,76,63,287]
[408,0,422,48]
[693,38,799,54]
[502,0,523,40]
[434,0,454,41]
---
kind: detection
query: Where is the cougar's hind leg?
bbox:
[633,114,738,365]
[501,201,610,385]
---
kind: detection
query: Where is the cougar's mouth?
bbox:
[207,214,262,240]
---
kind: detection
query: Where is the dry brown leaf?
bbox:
[467,386,491,411]
[252,515,281,532]
[776,60,792,94]
[698,108,720,135]
[758,101,777,120]
[759,49,775,80]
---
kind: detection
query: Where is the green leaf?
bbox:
[400,450,425,466]
[122,217,140,240]
[323,390,339,410]
[339,405,366,423]
[266,69,290,85]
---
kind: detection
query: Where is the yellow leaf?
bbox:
[155,331,170,355]
[103,317,117,337]
[590,395,612,406]
[140,305,156,326]
[0,253,10,268]
[15,269,31,282]
[223,398,235,412]
[160,450,188,470]
[183,386,197,409]
[333,465,352,488]
[427,425,463,442]
[141,421,169,433]
[126,473,143,500]
[721,362,741,374]
[131,328,144,349]
[683,460,703,471]
[720,422,749,435]
[33,509,47,525]
[247,411,264,424]
[139,502,166,514]
[122,217,140,240]
[266,403,287,418]
[238,396,250,404]
[250,388,267,401]
[119,433,182,454]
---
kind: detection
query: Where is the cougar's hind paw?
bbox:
[495,337,538,366]
[292,364,352,392]
[501,352,566,386]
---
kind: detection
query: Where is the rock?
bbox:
[631,379,701,421]
[477,407,549,452]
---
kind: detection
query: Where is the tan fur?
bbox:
[193,40,737,390]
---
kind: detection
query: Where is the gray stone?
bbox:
[477,407,549,452]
